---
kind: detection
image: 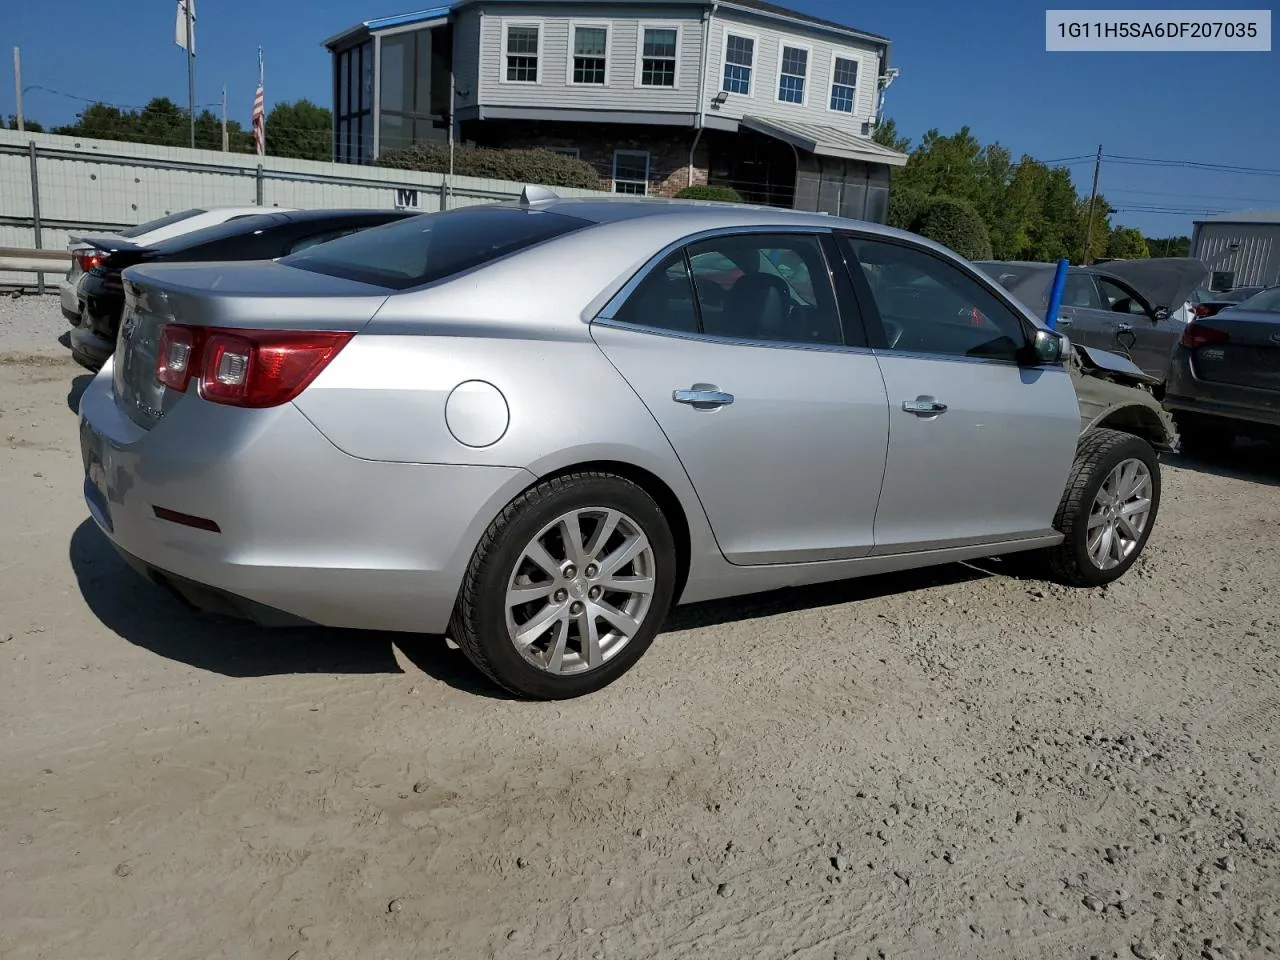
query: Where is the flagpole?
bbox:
[185,0,195,147]
[221,85,228,151]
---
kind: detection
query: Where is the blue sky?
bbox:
[3,0,1277,237]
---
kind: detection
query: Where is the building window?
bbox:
[639,27,678,87]
[571,25,607,84]
[505,24,540,83]
[777,45,808,104]
[334,39,373,164]
[722,34,754,95]
[552,146,581,158]
[612,150,650,195]
[829,56,858,113]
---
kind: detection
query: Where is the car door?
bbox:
[838,233,1080,554]
[591,230,891,565]
[1094,274,1177,380]
[1054,269,1116,349]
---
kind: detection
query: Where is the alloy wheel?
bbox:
[504,507,657,675]
[1087,457,1153,570]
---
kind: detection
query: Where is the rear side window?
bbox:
[280,207,593,290]
[118,208,206,238]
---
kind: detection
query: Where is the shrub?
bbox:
[886,187,929,231]
[376,143,601,190]
[916,196,994,260]
[674,184,744,203]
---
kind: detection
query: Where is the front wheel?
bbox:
[449,472,677,700]
[1043,429,1161,587]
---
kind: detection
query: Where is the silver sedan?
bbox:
[78,192,1166,698]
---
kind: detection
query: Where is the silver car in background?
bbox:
[78,193,1167,699]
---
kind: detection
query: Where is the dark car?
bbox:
[70,208,417,371]
[1164,284,1280,455]
[1190,285,1267,319]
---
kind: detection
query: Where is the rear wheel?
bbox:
[450,472,677,699]
[1174,414,1234,458]
[1043,429,1161,587]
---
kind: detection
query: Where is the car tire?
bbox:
[1174,415,1234,458]
[1043,428,1161,588]
[449,471,677,700]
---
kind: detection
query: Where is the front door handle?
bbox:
[902,396,948,417]
[1116,322,1134,333]
[673,385,734,409]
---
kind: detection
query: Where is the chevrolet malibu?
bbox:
[78,192,1167,699]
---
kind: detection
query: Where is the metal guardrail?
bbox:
[0,246,69,274]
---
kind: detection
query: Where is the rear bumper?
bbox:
[69,328,113,372]
[1164,347,1280,433]
[59,278,80,321]
[78,368,536,633]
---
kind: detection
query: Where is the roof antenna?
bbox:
[519,184,560,206]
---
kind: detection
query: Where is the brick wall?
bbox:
[468,120,710,197]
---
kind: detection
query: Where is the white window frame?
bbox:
[551,146,581,158]
[612,149,651,195]
[827,50,861,116]
[567,20,611,87]
[719,28,758,98]
[774,38,812,107]
[634,22,682,89]
[500,19,543,85]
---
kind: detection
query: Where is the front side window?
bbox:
[778,45,808,104]
[1062,272,1104,309]
[829,56,858,112]
[640,27,677,87]
[505,25,539,83]
[572,26,607,85]
[1096,276,1150,315]
[722,34,754,94]
[612,150,650,195]
[846,236,1028,361]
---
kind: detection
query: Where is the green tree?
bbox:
[6,115,44,132]
[886,186,929,231]
[916,195,993,260]
[52,97,254,152]
[1144,235,1190,258]
[264,99,332,161]
[1107,226,1149,260]
[871,117,910,153]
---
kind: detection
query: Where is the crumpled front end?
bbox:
[1068,347,1178,452]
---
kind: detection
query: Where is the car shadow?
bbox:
[71,519,999,696]
[58,331,72,349]
[1164,440,1279,487]
[67,374,93,414]
[68,519,514,697]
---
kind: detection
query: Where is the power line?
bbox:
[1103,153,1280,177]
[1109,186,1280,205]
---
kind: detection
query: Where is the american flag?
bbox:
[251,48,265,156]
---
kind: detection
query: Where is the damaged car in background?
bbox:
[77,195,1174,700]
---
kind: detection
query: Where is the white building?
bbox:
[1191,210,1280,289]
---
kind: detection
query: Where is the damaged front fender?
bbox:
[1068,346,1177,452]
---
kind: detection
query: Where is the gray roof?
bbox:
[1195,209,1280,225]
[741,116,908,166]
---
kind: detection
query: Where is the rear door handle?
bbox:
[902,396,948,416]
[673,385,734,409]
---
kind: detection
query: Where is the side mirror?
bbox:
[1153,306,1171,321]
[1032,328,1068,364]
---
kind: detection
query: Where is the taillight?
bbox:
[156,324,197,391]
[1192,303,1213,318]
[153,325,352,408]
[76,251,106,272]
[1180,323,1230,350]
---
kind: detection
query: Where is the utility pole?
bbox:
[12,47,23,133]
[1082,143,1102,265]
[447,68,456,206]
[221,85,228,151]
[185,0,196,148]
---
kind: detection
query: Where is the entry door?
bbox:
[591,232,890,565]
[1054,270,1117,350]
[1094,274,1181,380]
[840,234,1081,553]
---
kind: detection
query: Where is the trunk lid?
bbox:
[113,260,393,429]
[1190,309,1280,392]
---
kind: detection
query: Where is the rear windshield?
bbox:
[118,208,206,238]
[1234,286,1280,312]
[279,206,593,290]
[1222,286,1265,302]
[147,212,289,255]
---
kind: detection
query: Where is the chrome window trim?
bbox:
[592,316,874,356]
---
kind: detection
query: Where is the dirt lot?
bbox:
[1,293,1278,960]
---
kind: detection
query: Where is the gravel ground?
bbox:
[1,293,1278,960]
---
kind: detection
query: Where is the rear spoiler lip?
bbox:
[76,235,146,255]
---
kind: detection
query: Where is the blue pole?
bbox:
[1044,258,1070,331]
